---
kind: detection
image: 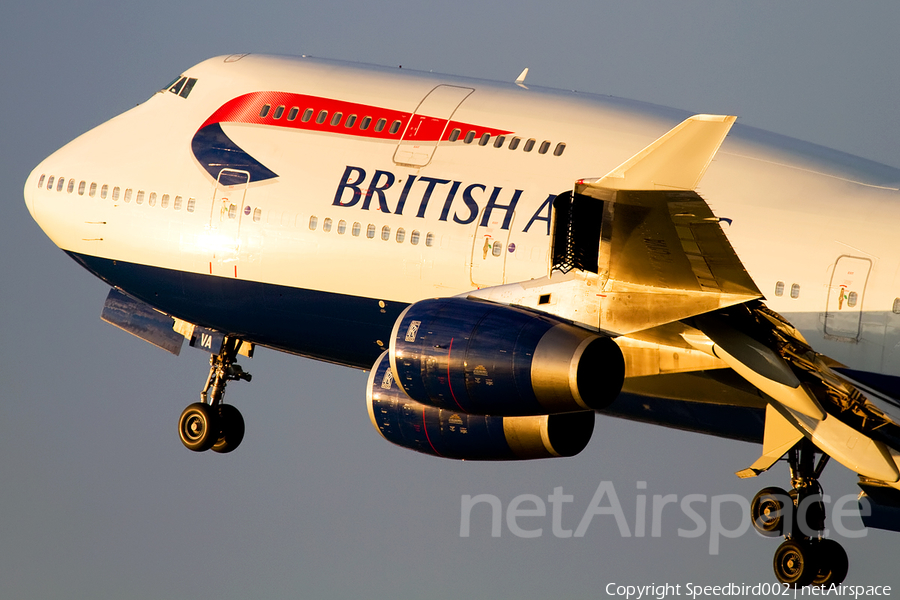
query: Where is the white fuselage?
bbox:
[24,54,900,376]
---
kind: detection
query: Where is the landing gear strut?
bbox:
[751,440,848,587]
[178,336,250,453]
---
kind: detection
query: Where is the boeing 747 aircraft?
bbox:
[24,53,900,586]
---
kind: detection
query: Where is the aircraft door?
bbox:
[208,168,250,275]
[393,85,474,168]
[824,255,872,341]
[470,208,514,287]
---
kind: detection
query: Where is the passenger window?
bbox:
[186,198,195,212]
[524,138,535,152]
[539,140,551,154]
[273,105,285,119]
[345,115,357,128]
[337,219,347,234]
[360,116,372,130]
[790,283,800,299]
[330,112,343,126]
[479,133,491,146]
[493,135,505,148]
[848,291,858,307]
[323,217,333,232]
[396,228,405,243]
[894,298,900,314]
[352,222,361,236]
[112,186,120,201]
[509,137,521,150]
[309,215,318,230]
[410,230,420,245]
[367,224,376,238]
[553,142,566,157]
[67,179,75,193]
[89,182,97,197]
[464,131,476,144]
[124,188,132,202]
[259,104,271,118]
[375,118,386,132]
[774,281,784,296]
[174,195,183,210]
[136,190,144,205]
[425,232,435,247]
[381,225,391,241]
[47,176,55,190]
[492,241,503,256]
[449,129,461,142]
[227,204,237,219]
[316,110,328,124]
[161,194,169,208]
[38,174,45,188]
[302,108,314,122]
[78,181,86,195]
[253,208,262,222]
[101,184,108,199]
[57,178,65,192]
[287,107,299,121]
[389,120,402,134]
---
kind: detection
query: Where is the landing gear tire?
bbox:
[179,402,219,452]
[811,539,849,586]
[212,404,245,454]
[751,487,789,537]
[773,539,817,588]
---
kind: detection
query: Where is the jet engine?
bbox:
[367,351,595,460]
[388,297,624,415]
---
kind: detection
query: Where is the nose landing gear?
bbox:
[178,337,250,453]
[750,440,848,587]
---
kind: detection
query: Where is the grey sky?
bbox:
[3,1,900,598]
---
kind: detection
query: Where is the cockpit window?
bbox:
[161,75,198,99]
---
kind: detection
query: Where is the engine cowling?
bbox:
[367,351,594,460]
[388,297,624,415]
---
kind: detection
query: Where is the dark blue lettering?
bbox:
[394,176,417,215]
[454,183,483,225]
[362,170,395,212]
[479,188,521,230]
[415,177,451,218]
[333,166,367,207]
[523,194,555,234]
[438,181,462,221]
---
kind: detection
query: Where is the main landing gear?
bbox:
[750,440,848,587]
[178,337,251,453]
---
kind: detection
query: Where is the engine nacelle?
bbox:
[367,351,594,460]
[389,297,624,415]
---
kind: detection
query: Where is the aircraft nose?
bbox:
[23,163,41,222]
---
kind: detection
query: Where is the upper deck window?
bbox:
[509,137,521,150]
[162,76,197,98]
[479,133,491,146]
[523,138,536,152]
[287,107,299,121]
[538,141,551,154]
[389,120,402,135]
[449,128,461,142]
[330,112,343,126]
[553,142,566,157]
[360,116,372,130]
[345,115,357,128]
[316,110,328,124]
[273,105,285,119]
[302,108,314,122]
[259,105,271,118]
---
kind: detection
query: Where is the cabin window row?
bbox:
[308,215,434,246]
[37,174,199,214]
[774,281,801,299]
[259,104,403,135]
[448,130,566,156]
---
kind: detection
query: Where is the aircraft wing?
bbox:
[467,114,900,493]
